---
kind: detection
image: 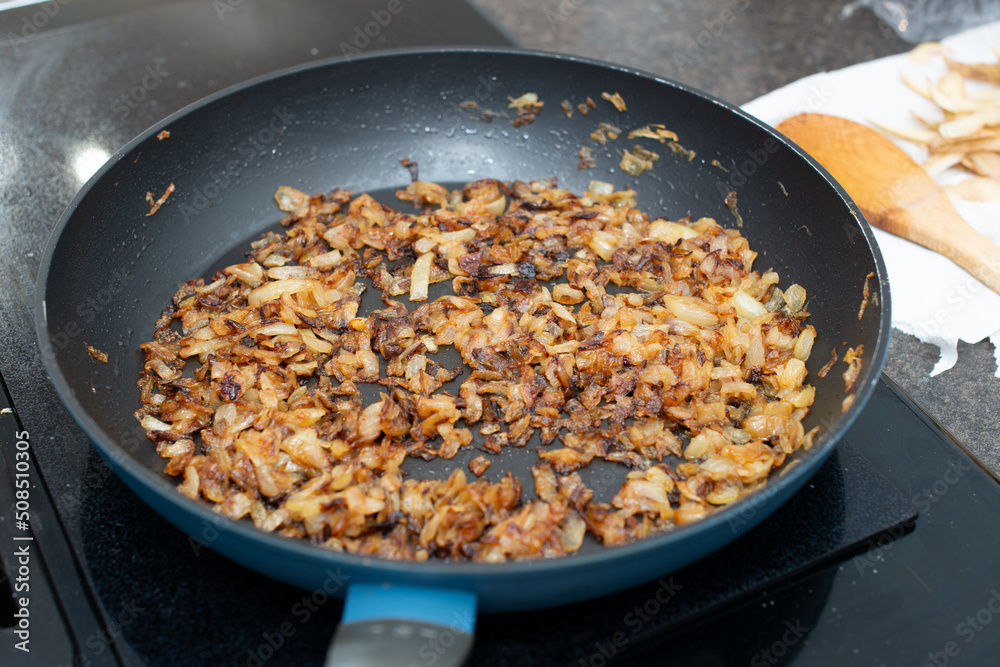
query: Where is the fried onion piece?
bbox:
[136,178,820,561]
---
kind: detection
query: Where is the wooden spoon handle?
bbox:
[876,175,1000,295]
[925,205,1000,296]
[777,113,1000,297]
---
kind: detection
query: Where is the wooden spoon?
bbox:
[776,112,1000,296]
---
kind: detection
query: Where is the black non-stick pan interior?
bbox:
[37,48,889,611]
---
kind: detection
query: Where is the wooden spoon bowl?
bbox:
[776,112,1000,295]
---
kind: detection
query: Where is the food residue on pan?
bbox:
[399,157,419,182]
[667,140,697,162]
[85,342,108,363]
[458,100,500,124]
[157,130,171,141]
[710,159,729,173]
[601,91,627,112]
[468,455,492,477]
[577,97,597,116]
[859,271,875,321]
[508,92,544,127]
[817,347,838,378]
[842,345,864,394]
[723,191,743,228]
[619,146,659,177]
[455,91,695,180]
[628,124,679,144]
[580,115,692,177]
[145,182,175,217]
[136,178,823,562]
[590,122,622,146]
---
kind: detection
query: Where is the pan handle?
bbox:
[326,584,477,667]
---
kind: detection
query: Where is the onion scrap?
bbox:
[875,42,1000,199]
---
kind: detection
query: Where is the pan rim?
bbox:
[34,46,891,582]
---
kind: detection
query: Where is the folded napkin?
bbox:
[742,21,1000,376]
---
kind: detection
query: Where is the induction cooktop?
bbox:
[1,2,999,666]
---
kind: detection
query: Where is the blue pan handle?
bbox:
[326,584,477,666]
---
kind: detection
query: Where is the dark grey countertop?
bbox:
[470,0,1000,470]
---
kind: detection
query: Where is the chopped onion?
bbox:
[306,250,343,269]
[647,219,698,244]
[744,324,765,369]
[266,266,311,280]
[587,180,614,196]
[248,278,318,306]
[588,230,618,261]
[225,262,263,287]
[663,295,718,327]
[254,322,298,337]
[733,289,768,319]
[552,284,585,304]
[141,415,173,431]
[274,185,308,212]
[483,195,506,217]
[783,284,807,314]
[793,326,816,361]
[410,252,433,302]
[137,178,820,564]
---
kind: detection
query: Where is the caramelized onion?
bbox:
[136,178,819,562]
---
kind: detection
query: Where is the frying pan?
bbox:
[36,48,889,665]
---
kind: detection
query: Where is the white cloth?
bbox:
[742,21,1000,376]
